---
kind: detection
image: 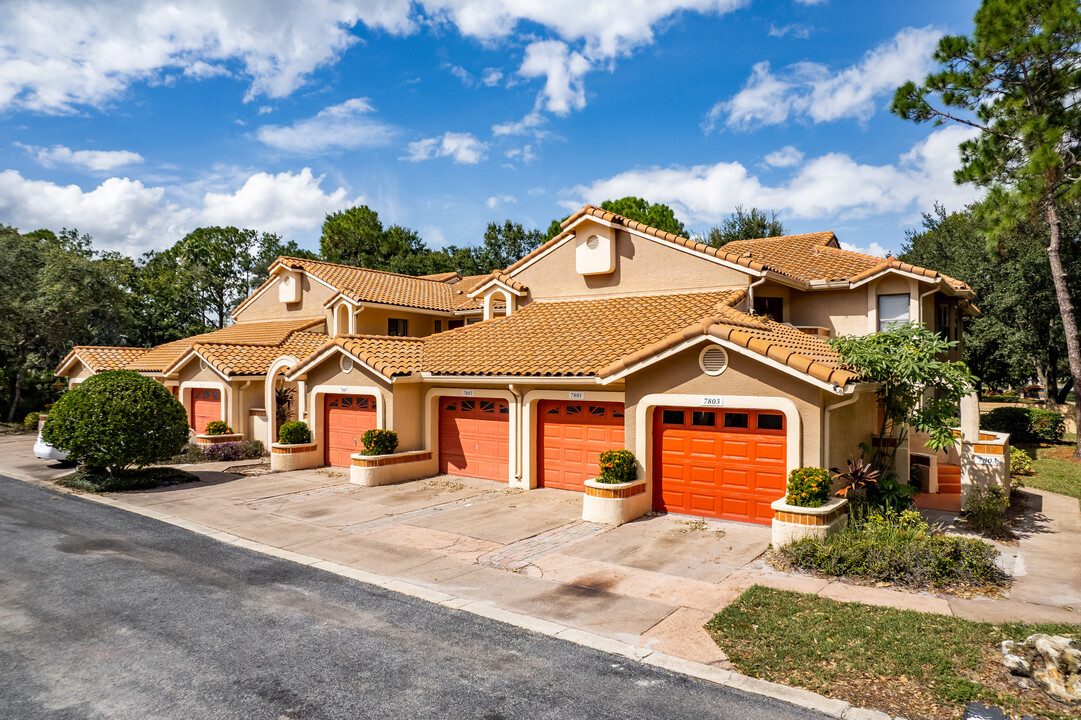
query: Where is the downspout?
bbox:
[508,383,523,485]
[823,390,861,471]
[238,380,251,438]
[747,276,767,313]
[917,284,938,325]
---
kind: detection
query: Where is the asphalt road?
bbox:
[0,476,827,720]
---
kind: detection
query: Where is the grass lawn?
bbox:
[57,466,199,492]
[707,586,1080,720]
[1016,433,1080,503]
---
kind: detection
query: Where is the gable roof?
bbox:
[125,317,326,373]
[182,330,329,378]
[55,346,149,374]
[287,290,858,388]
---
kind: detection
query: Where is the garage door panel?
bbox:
[190,388,222,433]
[653,407,788,525]
[439,397,509,482]
[537,400,625,491]
[324,394,377,468]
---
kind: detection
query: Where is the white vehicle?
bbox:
[33,427,68,462]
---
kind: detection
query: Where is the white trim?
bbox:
[352,299,455,317]
[231,270,283,317]
[699,345,729,377]
[308,384,386,465]
[56,353,83,376]
[179,380,228,428]
[264,355,300,445]
[521,389,626,489]
[467,277,526,299]
[600,336,846,393]
[164,347,231,382]
[286,345,400,384]
[423,387,519,486]
[635,393,802,510]
[418,374,601,385]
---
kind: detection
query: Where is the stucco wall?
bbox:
[513,225,750,302]
[788,288,869,337]
[353,306,446,338]
[234,273,335,323]
[67,362,95,384]
[824,391,877,473]
[390,382,425,451]
[301,352,393,459]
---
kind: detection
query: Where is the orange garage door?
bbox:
[324,394,377,467]
[190,388,221,433]
[439,397,509,482]
[653,407,787,525]
[537,401,625,491]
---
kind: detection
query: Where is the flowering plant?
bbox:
[785,467,832,508]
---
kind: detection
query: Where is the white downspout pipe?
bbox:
[917,285,937,325]
[508,383,523,485]
[747,276,767,313]
[823,391,861,471]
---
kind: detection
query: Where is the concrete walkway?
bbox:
[3,433,1079,674]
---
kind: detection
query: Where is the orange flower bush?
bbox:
[785,467,832,508]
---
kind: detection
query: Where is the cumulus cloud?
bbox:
[0,167,360,255]
[447,64,473,85]
[403,132,488,164]
[486,194,516,209]
[0,1,417,113]
[564,126,981,226]
[517,40,590,115]
[256,98,397,153]
[16,143,144,171]
[481,68,503,86]
[763,146,804,168]
[768,24,811,39]
[706,26,941,132]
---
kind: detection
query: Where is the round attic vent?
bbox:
[340,355,354,374]
[586,235,600,250]
[199,359,209,373]
[700,346,729,376]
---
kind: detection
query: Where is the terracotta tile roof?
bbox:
[418,271,461,283]
[504,205,769,277]
[56,346,149,374]
[277,257,477,312]
[289,290,857,386]
[127,318,325,373]
[192,330,329,377]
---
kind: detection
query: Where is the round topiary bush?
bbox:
[42,370,189,473]
[597,449,637,484]
[361,429,399,456]
[785,467,832,508]
[204,420,233,435]
[277,420,311,445]
[23,411,41,431]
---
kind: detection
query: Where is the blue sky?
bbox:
[0,0,984,260]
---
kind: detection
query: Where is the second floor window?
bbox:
[388,318,408,336]
[753,296,784,322]
[877,294,909,332]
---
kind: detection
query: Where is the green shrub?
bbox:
[1027,408,1065,442]
[203,420,233,435]
[42,370,189,473]
[597,449,637,484]
[979,394,1022,403]
[779,507,1006,589]
[23,411,41,431]
[982,406,1066,443]
[277,421,311,445]
[361,429,399,456]
[785,467,831,507]
[963,486,1010,536]
[1009,447,1034,476]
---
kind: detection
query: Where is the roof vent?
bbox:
[340,355,354,374]
[700,346,729,376]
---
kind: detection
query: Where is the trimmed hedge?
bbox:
[277,421,311,445]
[597,449,637,484]
[361,429,399,456]
[785,467,831,508]
[23,411,41,431]
[981,406,1065,443]
[176,440,265,463]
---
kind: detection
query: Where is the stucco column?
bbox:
[959,390,981,500]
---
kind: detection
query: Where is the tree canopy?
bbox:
[892,0,1081,456]
[706,205,787,248]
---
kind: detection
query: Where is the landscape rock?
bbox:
[1000,633,1081,705]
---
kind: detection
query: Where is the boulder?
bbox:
[1000,634,1081,705]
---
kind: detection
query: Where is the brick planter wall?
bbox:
[770,497,848,547]
[582,478,649,526]
[270,442,320,471]
[350,450,437,487]
[195,433,244,446]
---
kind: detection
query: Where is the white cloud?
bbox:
[504,144,537,164]
[707,26,941,131]
[481,68,503,86]
[840,240,890,257]
[768,24,811,39]
[486,194,516,209]
[256,98,397,153]
[0,1,417,113]
[0,167,360,255]
[448,64,473,85]
[517,40,590,115]
[492,110,548,137]
[763,146,803,168]
[403,132,488,164]
[16,143,144,171]
[563,126,981,226]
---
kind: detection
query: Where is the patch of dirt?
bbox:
[224,463,273,476]
[1040,443,1081,465]
[808,671,948,720]
[424,479,465,492]
[673,518,727,539]
[314,468,346,479]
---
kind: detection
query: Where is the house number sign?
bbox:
[701,396,724,407]
[461,389,474,397]
[975,455,1002,466]
[568,391,585,400]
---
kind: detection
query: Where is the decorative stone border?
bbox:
[270,442,320,471]
[195,433,244,446]
[582,478,649,526]
[350,450,437,487]
[770,496,848,547]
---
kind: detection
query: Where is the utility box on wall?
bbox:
[575,225,616,275]
[279,269,301,303]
